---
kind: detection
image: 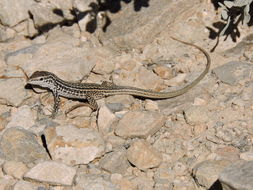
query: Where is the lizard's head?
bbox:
[27,71,56,89]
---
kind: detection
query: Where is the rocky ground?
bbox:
[0,0,253,190]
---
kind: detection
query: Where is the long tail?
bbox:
[106,37,211,99]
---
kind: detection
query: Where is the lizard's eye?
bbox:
[39,78,43,81]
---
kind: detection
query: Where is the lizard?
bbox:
[26,37,211,118]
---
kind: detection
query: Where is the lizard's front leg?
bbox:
[51,89,60,118]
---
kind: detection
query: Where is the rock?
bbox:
[105,135,126,150]
[184,106,209,125]
[165,73,187,87]
[0,175,16,190]
[0,78,28,107]
[97,105,117,135]
[99,147,130,174]
[6,29,95,82]
[126,140,162,170]
[213,61,253,85]
[91,48,115,75]
[192,160,232,189]
[153,65,173,79]
[219,161,253,190]
[24,161,76,186]
[29,2,63,28]
[100,0,185,49]
[0,0,33,27]
[2,161,28,179]
[49,0,74,20]
[0,127,49,163]
[75,173,120,190]
[144,100,159,111]
[154,168,175,186]
[240,152,253,161]
[111,174,137,190]
[73,0,95,32]
[12,180,36,190]
[115,111,165,138]
[106,95,134,110]
[0,25,15,42]
[44,125,105,165]
[6,105,35,130]
[114,64,164,93]
[131,176,155,190]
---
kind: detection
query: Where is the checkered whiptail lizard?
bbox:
[27,37,211,118]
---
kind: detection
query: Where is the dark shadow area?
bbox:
[211,0,225,10]
[28,0,150,39]
[41,134,52,159]
[208,0,252,51]
[208,180,223,190]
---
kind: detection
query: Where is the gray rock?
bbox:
[106,103,124,113]
[0,0,34,27]
[99,147,130,174]
[0,127,49,163]
[115,111,166,138]
[24,161,76,186]
[75,173,120,190]
[192,160,232,189]
[219,161,253,190]
[213,61,253,85]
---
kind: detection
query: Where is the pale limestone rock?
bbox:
[99,147,130,174]
[44,125,105,165]
[114,65,164,92]
[192,160,232,189]
[131,176,155,190]
[6,30,95,82]
[29,2,63,27]
[213,61,253,86]
[24,161,76,186]
[0,175,16,190]
[144,99,159,111]
[219,161,253,190]
[75,173,120,190]
[153,65,173,79]
[0,25,15,42]
[73,0,95,31]
[115,111,165,138]
[100,0,182,49]
[0,78,28,107]
[154,168,175,186]
[184,106,209,125]
[2,161,28,179]
[0,127,49,163]
[111,174,137,190]
[91,48,115,75]
[0,0,34,27]
[165,73,187,87]
[127,140,162,170]
[240,152,253,161]
[98,105,117,135]
[6,105,35,130]
[12,180,36,190]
